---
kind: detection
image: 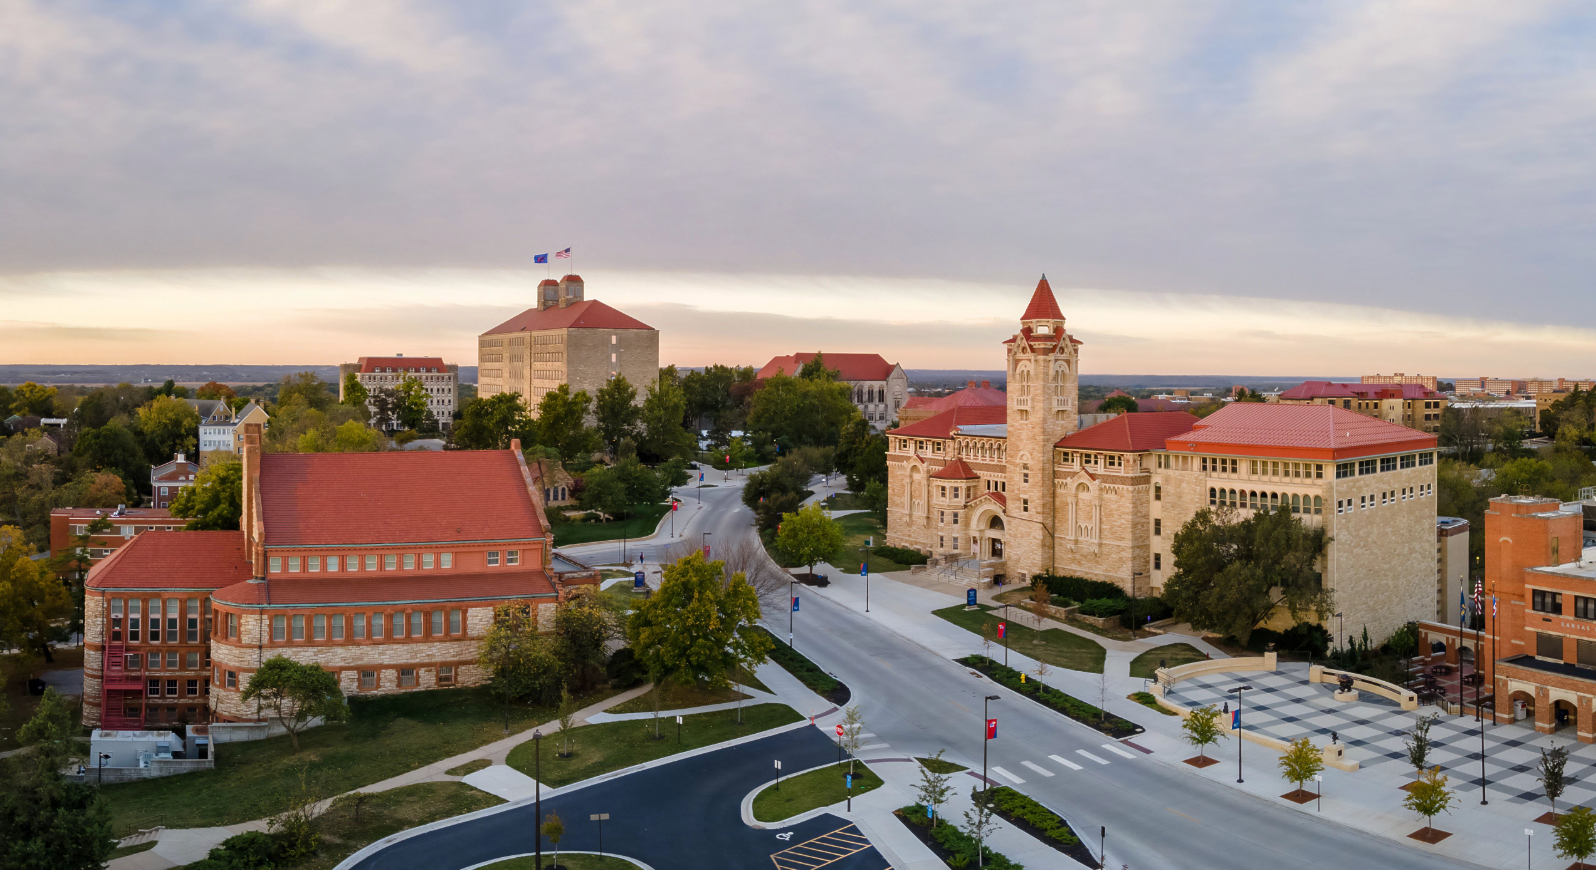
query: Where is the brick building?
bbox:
[338,356,459,431]
[897,381,1006,428]
[756,353,909,430]
[478,276,659,415]
[886,277,1439,643]
[151,453,199,509]
[49,506,178,564]
[82,423,567,729]
[1277,380,1448,433]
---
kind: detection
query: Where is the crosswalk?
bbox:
[987,744,1140,784]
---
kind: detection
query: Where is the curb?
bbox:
[459,851,657,870]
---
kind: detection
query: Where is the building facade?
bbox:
[886,277,1439,643]
[338,356,458,431]
[49,507,178,564]
[1437,516,1471,625]
[1277,381,1448,433]
[197,400,269,464]
[1362,373,1440,390]
[756,353,909,430]
[478,276,659,415]
[151,454,199,510]
[1454,377,1527,396]
[82,423,568,729]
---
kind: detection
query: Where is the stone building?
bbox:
[897,380,1006,428]
[478,275,659,415]
[1276,380,1448,433]
[81,423,570,729]
[338,356,459,431]
[886,276,1439,643]
[756,353,908,430]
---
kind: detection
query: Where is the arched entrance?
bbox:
[984,514,1005,559]
[1507,690,1536,723]
[1553,699,1577,732]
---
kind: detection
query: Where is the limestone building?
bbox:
[756,353,908,429]
[338,356,458,431]
[478,275,659,414]
[1277,380,1447,433]
[897,380,1006,428]
[886,277,1439,643]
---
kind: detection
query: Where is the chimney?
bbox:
[176,452,185,464]
[967,380,976,389]
[538,279,559,311]
[241,422,264,577]
[558,275,584,309]
[981,380,991,389]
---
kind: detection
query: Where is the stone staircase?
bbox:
[913,557,1005,589]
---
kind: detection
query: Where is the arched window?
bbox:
[988,515,1005,530]
[1291,494,1301,513]
[1270,492,1280,510]
[1248,491,1258,510]
[1209,487,1217,507]
[1313,495,1323,515]
[1230,489,1239,507]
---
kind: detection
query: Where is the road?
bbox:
[559,469,753,572]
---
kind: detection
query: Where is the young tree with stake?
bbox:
[914,751,954,827]
[1028,578,1050,637]
[1278,737,1324,797]
[1556,805,1596,869]
[541,812,565,866]
[1541,743,1569,821]
[1404,712,1438,781]
[1403,767,1455,837]
[1181,704,1226,763]
[963,787,999,869]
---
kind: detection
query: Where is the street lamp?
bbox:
[1227,685,1252,784]
[788,577,796,648]
[533,730,543,870]
[1129,572,1143,638]
[97,751,111,786]
[1000,603,1010,668]
[981,695,1000,789]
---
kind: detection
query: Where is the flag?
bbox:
[860,562,868,577]
[534,253,548,264]
[1473,580,1482,613]
[555,247,571,259]
[1493,594,1498,618]
[998,622,1006,639]
[1232,709,1240,729]
[792,596,799,612]
[985,718,997,739]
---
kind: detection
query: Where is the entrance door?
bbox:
[989,538,1003,559]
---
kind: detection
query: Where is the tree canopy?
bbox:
[135,395,201,463]
[777,502,845,577]
[452,393,534,450]
[1098,395,1139,414]
[594,375,642,456]
[747,372,859,452]
[170,459,244,530]
[0,526,73,659]
[638,374,696,463]
[240,656,350,753]
[627,551,771,690]
[536,385,599,462]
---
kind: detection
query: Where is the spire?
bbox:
[1021,274,1063,321]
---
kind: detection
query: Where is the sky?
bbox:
[2,1,1594,375]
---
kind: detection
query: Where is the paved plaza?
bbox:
[1168,663,1596,808]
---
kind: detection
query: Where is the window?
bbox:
[348,555,360,571]
[441,553,453,568]
[1418,452,1434,466]
[431,610,444,635]
[1400,453,1417,469]
[450,609,462,634]
[126,654,141,670]
[507,550,520,566]
[165,651,178,669]
[128,599,141,642]
[186,652,199,670]
[365,555,377,571]
[273,615,286,642]
[1576,596,1596,621]
[1209,487,1217,507]
[1154,519,1162,536]
[1538,632,1564,661]
[326,555,339,572]
[1336,462,1354,479]
[270,556,282,573]
[411,611,424,637]
[1357,459,1377,475]
[487,551,500,566]
[403,553,415,569]
[1533,589,1563,615]
[423,553,435,569]
[187,598,200,642]
[226,670,237,689]
[288,556,301,573]
[331,614,345,640]
[187,679,199,696]
[292,615,305,640]
[1154,483,1161,501]
[307,556,320,572]
[399,668,417,688]
[166,679,178,697]
[372,612,385,638]
[1021,498,1029,513]
[353,613,366,639]
[384,554,397,570]
[438,666,455,686]
[148,679,161,698]
[1380,456,1397,473]
[360,671,377,690]
[1154,553,1162,570]
[1580,640,1596,669]
[1313,496,1322,515]
[392,612,406,638]
[166,600,178,640]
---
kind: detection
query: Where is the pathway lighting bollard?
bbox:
[1313,773,1322,811]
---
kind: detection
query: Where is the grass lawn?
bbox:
[916,756,967,774]
[993,588,1072,609]
[106,840,157,861]
[480,855,640,870]
[603,682,748,714]
[1,646,84,751]
[933,604,1105,674]
[1127,691,1177,716]
[1064,617,1134,642]
[753,762,883,822]
[446,758,491,777]
[834,513,912,574]
[296,782,503,870]
[552,502,670,547]
[506,703,801,788]
[822,491,873,511]
[98,685,612,836]
[598,569,636,580]
[1128,643,1208,679]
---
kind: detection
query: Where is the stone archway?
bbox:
[1553,698,1578,732]
[970,509,1006,560]
[1507,689,1536,724]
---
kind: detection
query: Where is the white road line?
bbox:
[1048,754,1083,771]
[860,743,890,751]
[1076,750,1111,765]
[1019,760,1055,777]
[1101,743,1137,759]
[857,733,876,739]
[991,766,1026,784]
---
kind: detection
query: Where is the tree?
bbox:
[391,376,433,432]
[71,421,145,494]
[553,587,618,691]
[196,381,237,401]
[0,527,73,661]
[340,372,369,411]
[555,687,578,757]
[239,656,351,753]
[541,812,565,866]
[840,704,866,777]
[1556,806,1596,870]
[638,375,696,463]
[1162,506,1332,646]
[611,456,667,505]
[747,372,859,451]
[962,787,998,867]
[17,687,77,770]
[274,372,334,413]
[169,459,243,530]
[536,385,599,462]
[1402,766,1455,835]
[10,383,58,416]
[1388,622,1418,677]
[1405,713,1438,780]
[626,551,772,693]
[135,395,201,464]
[1099,395,1139,414]
[777,503,845,579]
[578,466,630,519]
[0,687,115,870]
[451,393,533,450]
[1278,736,1324,795]
[1027,578,1050,633]
[1181,704,1225,762]
[477,603,565,731]
[915,751,955,827]
[594,375,642,456]
[1541,743,1570,820]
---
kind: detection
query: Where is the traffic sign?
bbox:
[835,724,845,737]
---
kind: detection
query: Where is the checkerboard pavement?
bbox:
[1167,663,1596,807]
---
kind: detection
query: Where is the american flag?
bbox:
[1473,580,1482,614]
[1493,594,1498,618]
[555,247,571,259]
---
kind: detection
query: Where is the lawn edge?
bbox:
[741,759,883,828]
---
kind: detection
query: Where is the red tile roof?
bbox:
[483,299,654,335]
[756,352,898,382]
[86,531,251,590]
[260,451,544,547]
[971,491,1006,508]
[562,274,582,282]
[930,458,980,479]
[889,405,1007,438]
[901,384,1007,416]
[1164,404,1437,459]
[1280,380,1439,401]
[1056,412,1200,452]
[356,356,450,373]
[1022,275,1063,321]
[211,569,556,607]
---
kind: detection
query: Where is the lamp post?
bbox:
[1228,685,1252,784]
[1334,612,1345,657]
[97,751,111,786]
[1001,603,1010,668]
[981,695,1000,788]
[1129,571,1143,638]
[533,730,543,870]
[788,577,796,648]
[1313,773,1322,811]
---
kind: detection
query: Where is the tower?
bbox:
[1003,275,1079,579]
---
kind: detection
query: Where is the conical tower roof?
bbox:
[1021,274,1063,321]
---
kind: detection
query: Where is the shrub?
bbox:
[984,786,1079,845]
[901,805,1024,870]
[606,647,646,689]
[1078,598,1128,618]
[757,627,840,694]
[1036,572,1125,603]
[959,657,1139,736]
[1121,594,1173,629]
[873,545,928,566]
[542,505,566,526]
[185,831,286,870]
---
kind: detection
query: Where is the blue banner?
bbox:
[967,589,977,607]
[792,597,800,612]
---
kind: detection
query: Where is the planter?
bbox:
[1407,828,1452,844]
[977,787,1100,868]
[958,656,1143,738]
[1183,756,1220,768]
[893,808,1027,870]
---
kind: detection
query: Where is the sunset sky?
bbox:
[3,2,1593,375]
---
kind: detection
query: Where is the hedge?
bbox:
[958,656,1141,738]
[984,787,1079,846]
[756,626,845,697]
[872,545,928,566]
[898,805,1025,870]
[1035,573,1124,603]
[1078,598,1127,618]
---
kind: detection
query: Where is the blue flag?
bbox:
[861,562,868,577]
[792,596,799,612]
[1232,709,1240,729]
[534,253,548,263]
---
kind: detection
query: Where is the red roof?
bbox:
[1164,404,1437,460]
[483,299,654,335]
[756,353,898,382]
[1080,396,1191,414]
[356,356,450,373]
[1057,412,1201,452]
[971,491,1006,508]
[889,405,1007,438]
[930,458,980,479]
[86,531,251,590]
[901,384,1007,416]
[260,451,544,547]
[1280,380,1439,401]
[52,507,173,521]
[211,569,556,607]
[1022,276,1063,321]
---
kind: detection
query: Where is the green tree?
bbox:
[747,372,859,451]
[392,376,434,431]
[554,588,619,692]
[777,503,845,579]
[0,687,115,870]
[0,527,73,661]
[594,375,642,456]
[135,395,202,464]
[1541,743,1570,819]
[451,393,533,450]
[1098,394,1139,414]
[638,375,696,463]
[239,656,351,753]
[169,459,243,530]
[196,381,237,402]
[16,687,77,770]
[835,416,888,491]
[1162,506,1332,645]
[71,421,146,495]
[578,466,630,518]
[542,812,565,866]
[1402,766,1455,835]
[611,456,667,505]
[274,372,334,413]
[1181,704,1225,762]
[1405,712,1438,780]
[1278,736,1324,794]
[536,385,599,462]
[626,551,772,693]
[477,603,565,731]
[340,372,370,411]
[10,382,58,416]
[915,750,955,827]
[962,787,999,866]
[1556,805,1596,869]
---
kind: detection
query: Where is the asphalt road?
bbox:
[348,725,890,870]
[559,470,754,572]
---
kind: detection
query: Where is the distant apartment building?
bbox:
[49,506,178,563]
[195,401,269,465]
[478,276,659,415]
[1277,381,1447,433]
[339,356,459,431]
[151,454,199,510]
[1363,373,1440,390]
[1454,377,1526,396]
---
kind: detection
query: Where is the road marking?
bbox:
[990,766,1025,784]
[1076,750,1110,765]
[1168,808,1200,823]
[1100,743,1137,759]
[770,824,872,870]
[1019,760,1055,777]
[860,743,890,751]
[1048,754,1083,770]
[857,732,876,739]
